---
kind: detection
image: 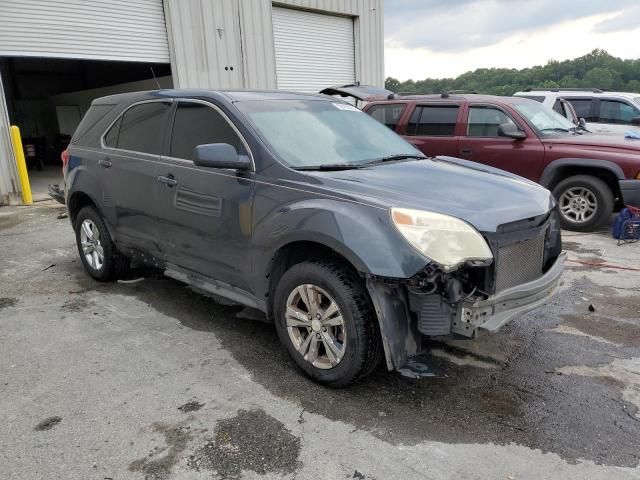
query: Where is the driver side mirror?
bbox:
[497,123,526,140]
[578,118,587,128]
[193,143,251,170]
[631,117,640,126]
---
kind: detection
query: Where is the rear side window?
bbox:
[170,102,244,160]
[367,104,405,130]
[467,106,516,137]
[565,98,594,121]
[407,105,459,136]
[117,102,171,154]
[103,117,121,148]
[598,100,640,125]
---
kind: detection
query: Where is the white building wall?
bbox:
[165,0,384,90]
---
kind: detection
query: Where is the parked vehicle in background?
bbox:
[63,89,564,386]
[513,88,640,136]
[355,92,640,231]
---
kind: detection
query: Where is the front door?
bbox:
[154,99,254,291]
[100,100,172,253]
[458,104,544,180]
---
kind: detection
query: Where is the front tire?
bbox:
[552,175,614,232]
[273,259,383,387]
[74,206,130,281]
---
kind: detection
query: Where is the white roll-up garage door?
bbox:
[0,0,169,63]
[272,7,355,93]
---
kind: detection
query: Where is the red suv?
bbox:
[321,86,640,231]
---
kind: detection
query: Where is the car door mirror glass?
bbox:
[193,143,250,170]
[497,123,526,140]
[579,117,587,128]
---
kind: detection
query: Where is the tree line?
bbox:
[385,49,640,96]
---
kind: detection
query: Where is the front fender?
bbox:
[539,158,624,188]
[251,195,428,299]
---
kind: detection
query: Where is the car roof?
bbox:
[514,90,640,99]
[92,88,337,106]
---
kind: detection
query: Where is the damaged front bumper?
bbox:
[366,252,566,378]
[454,251,566,336]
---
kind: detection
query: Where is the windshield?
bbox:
[235,99,420,168]
[512,101,578,136]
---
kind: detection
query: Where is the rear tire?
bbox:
[273,259,383,387]
[74,206,130,281]
[552,175,613,232]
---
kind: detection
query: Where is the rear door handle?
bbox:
[98,158,112,168]
[460,148,472,155]
[158,174,178,187]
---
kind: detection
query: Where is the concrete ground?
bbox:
[1,201,640,480]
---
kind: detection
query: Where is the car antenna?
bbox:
[150,67,161,89]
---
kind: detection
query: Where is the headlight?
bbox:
[391,208,493,271]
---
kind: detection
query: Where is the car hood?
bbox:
[545,133,640,153]
[305,157,554,233]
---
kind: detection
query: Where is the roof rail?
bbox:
[441,90,478,98]
[524,88,604,93]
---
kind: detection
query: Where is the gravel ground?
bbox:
[1,201,640,480]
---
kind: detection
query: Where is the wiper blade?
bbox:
[540,127,571,133]
[293,163,363,171]
[363,154,427,165]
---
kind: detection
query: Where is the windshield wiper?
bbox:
[568,126,584,135]
[540,127,571,133]
[293,163,364,171]
[362,154,427,165]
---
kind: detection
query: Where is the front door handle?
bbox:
[98,158,112,168]
[460,148,472,155]
[158,174,178,187]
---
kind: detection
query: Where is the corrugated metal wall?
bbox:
[0,0,170,63]
[0,74,18,204]
[165,0,384,90]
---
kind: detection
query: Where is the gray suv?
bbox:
[64,89,565,386]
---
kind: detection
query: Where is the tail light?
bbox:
[61,149,69,173]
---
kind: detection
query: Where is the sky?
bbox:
[384,0,640,80]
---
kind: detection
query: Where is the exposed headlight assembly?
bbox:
[391,208,493,272]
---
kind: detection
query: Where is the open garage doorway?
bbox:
[0,57,172,201]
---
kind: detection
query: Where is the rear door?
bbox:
[100,100,172,253]
[153,99,255,290]
[458,104,544,180]
[401,103,461,157]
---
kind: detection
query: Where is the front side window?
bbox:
[367,104,406,130]
[170,102,244,160]
[598,100,640,125]
[235,99,420,168]
[408,105,459,136]
[467,106,516,137]
[117,102,171,154]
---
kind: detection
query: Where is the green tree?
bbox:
[384,50,640,96]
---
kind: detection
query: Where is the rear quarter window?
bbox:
[71,104,116,143]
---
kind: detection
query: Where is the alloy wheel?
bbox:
[285,284,347,369]
[559,186,598,224]
[80,219,104,271]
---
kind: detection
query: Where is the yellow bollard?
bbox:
[10,125,32,205]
